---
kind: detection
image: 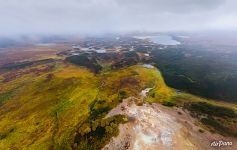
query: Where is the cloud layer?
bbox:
[0,0,237,36]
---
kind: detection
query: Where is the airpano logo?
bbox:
[210,140,232,147]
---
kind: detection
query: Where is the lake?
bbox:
[135,35,180,45]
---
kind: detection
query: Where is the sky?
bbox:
[0,0,237,36]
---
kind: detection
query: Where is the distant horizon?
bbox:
[1,0,237,36]
[1,29,237,38]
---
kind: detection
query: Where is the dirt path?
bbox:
[103,98,236,150]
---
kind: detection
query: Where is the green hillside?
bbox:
[0,60,236,149]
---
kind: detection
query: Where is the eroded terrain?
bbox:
[104,98,237,150]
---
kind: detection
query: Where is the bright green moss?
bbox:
[1,62,236,149]
[0,91,13,104]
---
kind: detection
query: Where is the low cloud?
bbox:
[0,0,236,36]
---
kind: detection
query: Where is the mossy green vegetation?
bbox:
[74,115,128,150]
[163,93,237,137]
[0,62,98,149]
[0,60,236,149]
[185,102,237,118]
[184,101,237,137]
[144,75,237,137]
[0,61,175,149]
[0,91,13,104]
[151,46,237,102]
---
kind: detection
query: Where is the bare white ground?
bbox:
[103,98,197,150]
